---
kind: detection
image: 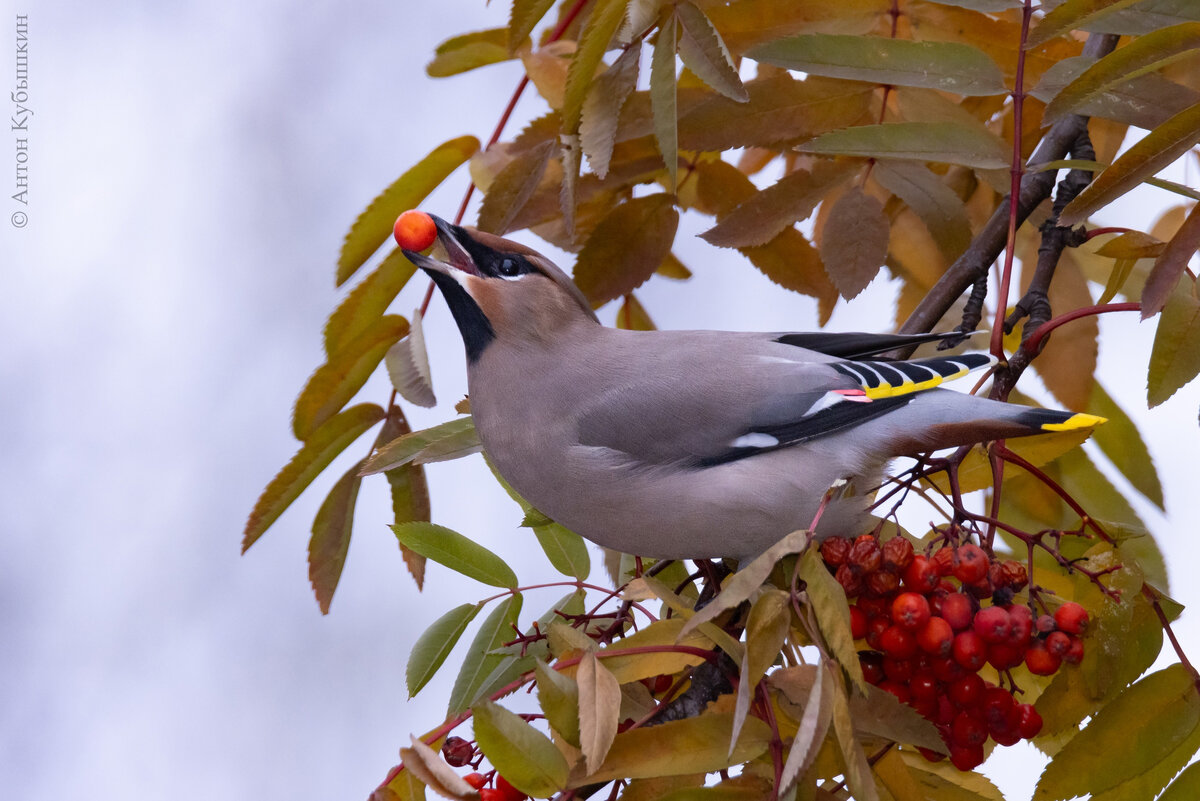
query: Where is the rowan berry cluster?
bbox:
[442,736,529,801]
[820,534,1090,771]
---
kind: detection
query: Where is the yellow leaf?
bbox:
[819,185,889,300]
[399,735,477,800]
[307,460,364,614]
[573,194,679,306]
[1148,273,1200,406]
[577,651,622,773]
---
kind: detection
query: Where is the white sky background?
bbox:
[2,1,1198,800]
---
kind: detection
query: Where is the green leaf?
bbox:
[749,34,1006,96]
[392,522,519,588]
[675,2,748,102]
[1034,665,1200,800]
[536,660,581,747]
[406,602,481,697]
[532,523,592,581]
[292,315,410,440]
[1028,0,1144,48]
[1158,760,1200,801]
[449,594,523,715]
[650,12,679,190]
[800,122,1010,169]
[307,460,364,614]
[243,403,385,552]
[427,28,514,78]
[1148,274,1200,406]
[361,416,481,475]
[1142,201,1200,318]
[474,699,569,796]
[574,194,679,306]
[562,0,629,133]
[818,185,889,300]
[509,0,557,50]
[798,548,866,691]
[324,249,418,357]
[1060,102,1200,226]
[1087,382,1164,508]
[337,136,479,285]
[872,160,973,260]
[581,45,641,179]
[477,140,555,236]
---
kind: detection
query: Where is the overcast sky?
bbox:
[2,3,1198,800]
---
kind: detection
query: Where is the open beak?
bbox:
[401,215,480,277]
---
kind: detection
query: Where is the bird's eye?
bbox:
[497,257,523,278]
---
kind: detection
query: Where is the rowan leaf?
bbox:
[616,293,656,330]
[532,522,592,581]
[574,194,679,306]
[848,684,946,753]
[777,661,831,791]
[1158,761,1200,801]
[292,315,410,439]
[829,667,880,801]
[337,136,478,285]
[1142,201,1200,318]
[406,602,481,697]
[361,416,481,475]
[819,185,889,300]
[477,140,555,235]
[578,650,622,773]
[1094,230,1165,259]
[700,161,853,249]
[562,0,629,133]
[243,403,385,552]
[510,0,557,53]
[1034,664,1200,800]
[392,521,518,589]
[399,735,477,801]
[798,548,866,691]
[324,249,419,357]
[473,699,570,796]
[536,659,581,746]
[650,13,679,190]
[899,751,1004,801]
[800,122,1010,169]
[1034,54,1200,131]
[1060,102,1200,226]
[675,2,747,102]
[385,311,436,408]
[1148,274,1200,406]
[582,46,640,179]
[872,160,973,260]
[375,407,431,589]
[427,28,513,77]
[1087,382,1164,508]
[448,594,523,715]
[636,576,743,661]
[749,34,1006,96]
[1031,250,1098,411]
[307,460,364,614]
[560,133,583,243]
[1028,0,1144,48]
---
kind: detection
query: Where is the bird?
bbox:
[400,214,1104,562]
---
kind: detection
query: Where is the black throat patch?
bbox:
[424,269,495,362]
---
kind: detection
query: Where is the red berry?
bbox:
[903,555,939,593]
[835,564,863,597]
[1025,641,1062,675]
[981,687,1018,734]
[1017,703,1044,739]
[882,536,915,571]
[987,642,1025,670]
[936,695,957,725]
[1007,604,1034,646]
[992,724,1022,747]
[464,773,488,790]
[866,616,891,650]
[1054,602,1089,635]
[849,606,868,640]
[1045,631,1071,658]
[973,606,1012,644]
[480,789,505,801]
[918,747,946,763]
[940,593,974,631]
[880,680,912,703]
[496,775,528,801]
[860,651,885,685]
[949,674,985,707]
[1064,636,1085,665]
[866,569,901,596]
[917,616,954,657]
[892,592,932,630]
[952,630,987,671]
[931,655,965,683]
[821,536,852,566]
[953,544,989,584]
[1035,614,1057,634]
[441,736,474,767]
[910,673,939,702]
[880,625,919,660]
[951,711,987,747]
[949,743,985,771]
[883,656,916,683]
[393,210,438,251]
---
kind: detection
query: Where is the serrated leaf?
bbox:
[899,751,1004,801]
[574,194,679,306]
[392,522,518,589]
[1028,0,1144,48]
[848,685,946,753]
[819,185,889,300]
[1034,55,1200,131]
[1094,230,1165,260]
[700,161,853,249]
[582,45,641,179]
[307,460,364,614]
[562,0,629,133]
[1158,760,1200,801]
[474,699,570,796]
[532,522,592,580]
[376,408,430,589]
[362,416,481,475]
[510,0,557,52]
[778,661,830,791]
[579,707,772,783]
[385,311,436,408]
[749,34,1006,96]
[293,315,410,439]
[616,293,656,330]
[379,762,427,801]
[650,13,679,190]
[800,122,1010,169]
[324,249,419,357]
[1034,665,1200,801]
[406,602,481,697]
[798,549,866,691]
[1148,274,1200,406]
[536,660,581,746]
[243,403,385,552]
[399,735,477,801]
[477,140,555,235]
[578,650,622,773]
[733,589,790,754]
[1141,201,1200,318]
[675,2,747,102]
[829,666,879,801]
[1087,382,1164,508]
[872,160,973,260]
[427,28,513,77]
[337,136,478,285]
[448,594,523,715]
[1060,102,1200,226]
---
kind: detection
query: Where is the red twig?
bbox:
[1022,302,1140,353]
[1144,584,1200,693]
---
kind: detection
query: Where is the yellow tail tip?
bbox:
[1042,412,1107,432]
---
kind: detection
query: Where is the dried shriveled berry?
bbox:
[441,736,475,767]
[866,568,901,596]
[820,537,851,567]
[835,564,863,596]
[848,535,883,574]
[882,536,915,571]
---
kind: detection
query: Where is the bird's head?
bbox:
[402,215,598,362]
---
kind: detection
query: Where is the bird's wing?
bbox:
[771,330,970,359]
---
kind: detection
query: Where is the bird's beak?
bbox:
[402,215,480,278]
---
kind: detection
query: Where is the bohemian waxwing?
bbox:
[403,215,1104,562]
